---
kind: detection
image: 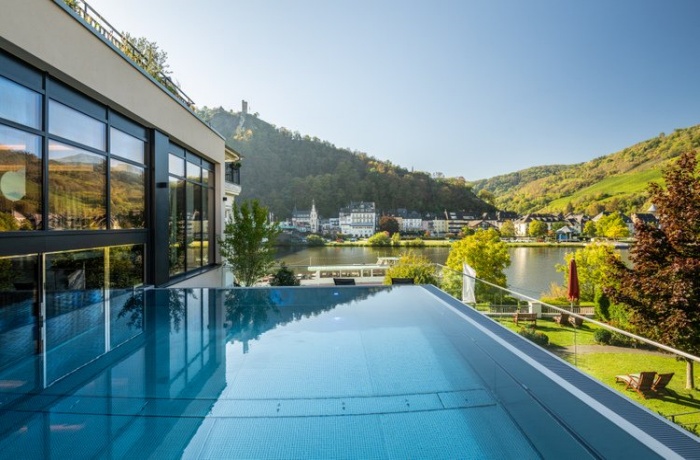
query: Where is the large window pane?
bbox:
[48,100,106,150]
[0,76,41,129]
[110,127,144,164]
[202,186,210,265]
[0,124,42,231]
[169,177,186,275]
[0,254,40,403]
[44,248,105,384]
[111,159,145,229]
[186,182,202,271]
[109,245,144,348]
[169,153,184,177]
[187,161,201,182]
[49,141,106,230]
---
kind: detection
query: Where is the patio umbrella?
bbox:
[568,258,581,365]
[568,258,580,304]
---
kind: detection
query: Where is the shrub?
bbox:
[608,303,632,329]
[367,231,391,246]
[384,252,438,285]
[518,328,549,347]
[595,290,610,321]
[269,263,300,286]
[594,329,613,345]
[306,234,325,246]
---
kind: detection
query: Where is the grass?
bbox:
[495,316,602,346]
[493,316,700,435]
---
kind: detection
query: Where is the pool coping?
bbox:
[423,284,700,459]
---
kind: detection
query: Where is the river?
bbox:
[275,245,630,298]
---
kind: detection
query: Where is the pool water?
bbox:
[0,285,697,458]
[0,286,541,458]
[186,287,538,458]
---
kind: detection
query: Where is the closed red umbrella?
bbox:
[568,258,580,303]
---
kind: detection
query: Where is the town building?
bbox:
[513,213,565,237]
[444,210,478,234]
[339,201,376,237]
[401,211,423,233]
[291,200,319,233]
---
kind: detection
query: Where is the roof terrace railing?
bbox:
[60,0,196,108]
[434,263,700,365]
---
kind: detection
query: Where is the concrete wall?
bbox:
[0,1,224,165]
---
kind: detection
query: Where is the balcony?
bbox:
[225,161,241,196]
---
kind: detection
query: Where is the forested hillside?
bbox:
[198,107,494,219]
[471,126,700,215]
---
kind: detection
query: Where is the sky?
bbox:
[86,0,700,180]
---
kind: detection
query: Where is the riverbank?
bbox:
[316,240,588,249]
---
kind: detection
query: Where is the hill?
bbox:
[470,126,700,215]
[197,107,495,219]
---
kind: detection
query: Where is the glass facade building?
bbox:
[0,1,229,381]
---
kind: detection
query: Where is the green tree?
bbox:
[391,232,401,246]
[384,252,438,285]
[528,220,548,238]
[606,151,700,389]
[367,231,391,246]
[550,222,566,233]
[443,229,510,299]
[499,220,516,238]
[219,200,280,286]
[478,189,495,205]
[270,262,300,286]
[459,226,475,238]
[120,32,176,92]
[596,212,630,239]
[583,220,597,237]
[379,216,399,235]
[557,244,621,302]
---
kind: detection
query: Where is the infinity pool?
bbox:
[0,286,697,458]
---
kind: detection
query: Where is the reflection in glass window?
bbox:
[49,141,106,230]
[186,182,202,271]
[48,100,106,150]
[0,76,41,129]
[201,168,209,187]
[0,124,42,231]
[111,159,145,229]
[0,254,40,399]
[202,186,210,265]
[109,244,145,347]
[45,248,105,384]
[187,161,201,182]
[110,127,144,164]
[169,153,184,177]
[169,177,186,275]
[109,244,144,288]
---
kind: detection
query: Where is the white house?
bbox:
[339,202,376,237]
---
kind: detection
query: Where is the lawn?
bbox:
[493,316,700,435]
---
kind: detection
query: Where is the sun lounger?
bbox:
[615,371,656,398]
[554,312,570,326]
[651,372,674,395]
